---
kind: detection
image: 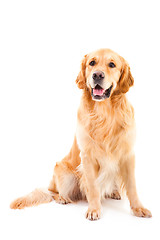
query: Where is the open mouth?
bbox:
[91,84,113,101]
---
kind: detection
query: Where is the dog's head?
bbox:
[76,49,134,101]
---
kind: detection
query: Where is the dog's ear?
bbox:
[76,54,88,89]
[118,59,134,93]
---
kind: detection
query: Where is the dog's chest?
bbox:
[90,113,125,153]
[76,111,125,154]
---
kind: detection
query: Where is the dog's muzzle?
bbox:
[91,71,113,101]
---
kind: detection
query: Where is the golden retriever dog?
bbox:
[10,48,152,220]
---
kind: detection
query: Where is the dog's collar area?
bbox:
[91,84,113,101]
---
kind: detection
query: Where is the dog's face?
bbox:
[76,49,134,101]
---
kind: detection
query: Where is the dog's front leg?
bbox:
[81,153,101,220]
[120,154,152,218]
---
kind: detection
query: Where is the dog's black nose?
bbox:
[92,71,105,83]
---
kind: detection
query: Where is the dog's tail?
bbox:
[10,188,54,209]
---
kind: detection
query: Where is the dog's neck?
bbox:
[78,89,134,137]
[80,88,134,130]
[81,88,127,115]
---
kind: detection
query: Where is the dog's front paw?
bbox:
[132,207,152,218]
[85,208,101,221]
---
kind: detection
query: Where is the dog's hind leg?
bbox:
[48,136,83,204]
[106,190,121,200]
[48,160,82,204]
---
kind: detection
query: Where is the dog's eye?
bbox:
[89,60,96,66]
[109,62,116,68]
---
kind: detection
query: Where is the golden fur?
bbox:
[10,49,152,220]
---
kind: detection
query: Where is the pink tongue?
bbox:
[93,88,105,96]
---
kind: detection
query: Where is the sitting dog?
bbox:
[10,48,152,220]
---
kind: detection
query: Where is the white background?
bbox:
[0,0,160,239]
